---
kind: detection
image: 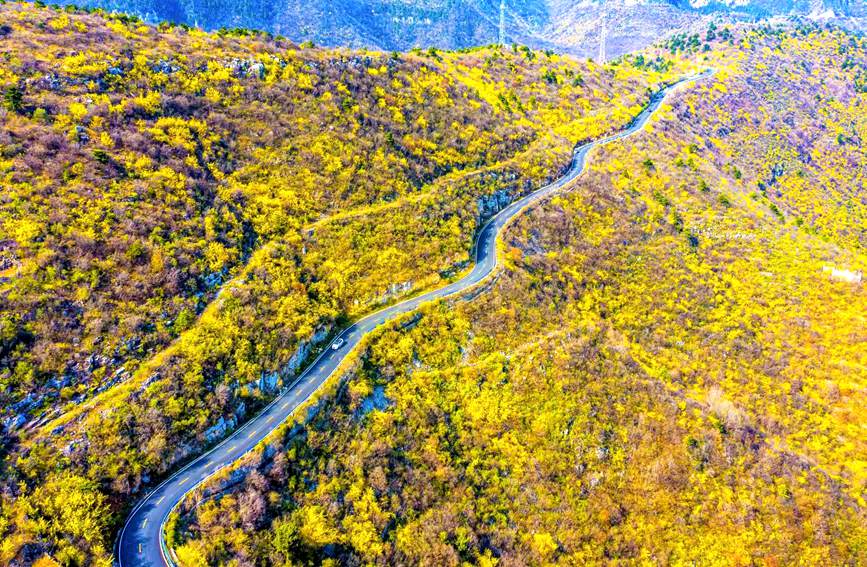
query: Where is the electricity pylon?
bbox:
[598,7,607,64]
[499,0,507,46]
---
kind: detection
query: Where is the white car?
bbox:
[331,338,345,350]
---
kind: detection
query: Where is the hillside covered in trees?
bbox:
[0,3,694,564]
[0,3,864,566]
[167,23,867,567]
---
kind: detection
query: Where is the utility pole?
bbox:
[499,0,506,46]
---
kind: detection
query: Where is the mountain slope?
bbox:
[168,24,867,566]
[0,3,865,566]
[53,0,867,56]
[0,4,685,564]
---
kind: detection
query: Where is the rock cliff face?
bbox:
[55,0,867,55]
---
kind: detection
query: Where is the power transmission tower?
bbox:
[499,0,506,46]
[598,7,607,64]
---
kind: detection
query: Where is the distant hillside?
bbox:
[52,0,867,56]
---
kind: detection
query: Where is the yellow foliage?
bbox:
[59,50,111,76]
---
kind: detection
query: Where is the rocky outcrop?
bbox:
[478,189,512,220]
[4,413,27,431]
[284,326,330,376]
[209,326,331,443]
[224,58,266,80]
[204,415,238,444]
[357,385,391,418]
[823,266,864,283]
[95,367,131,394]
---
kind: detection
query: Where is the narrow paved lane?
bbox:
[117,70,712,566]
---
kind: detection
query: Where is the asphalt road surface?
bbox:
[117,70,712,566]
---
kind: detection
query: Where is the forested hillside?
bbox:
[167,24,867,566]
[0,3,689,564]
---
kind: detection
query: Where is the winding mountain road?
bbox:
[117,69,712,566]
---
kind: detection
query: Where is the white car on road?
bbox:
[331,338,345,350]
